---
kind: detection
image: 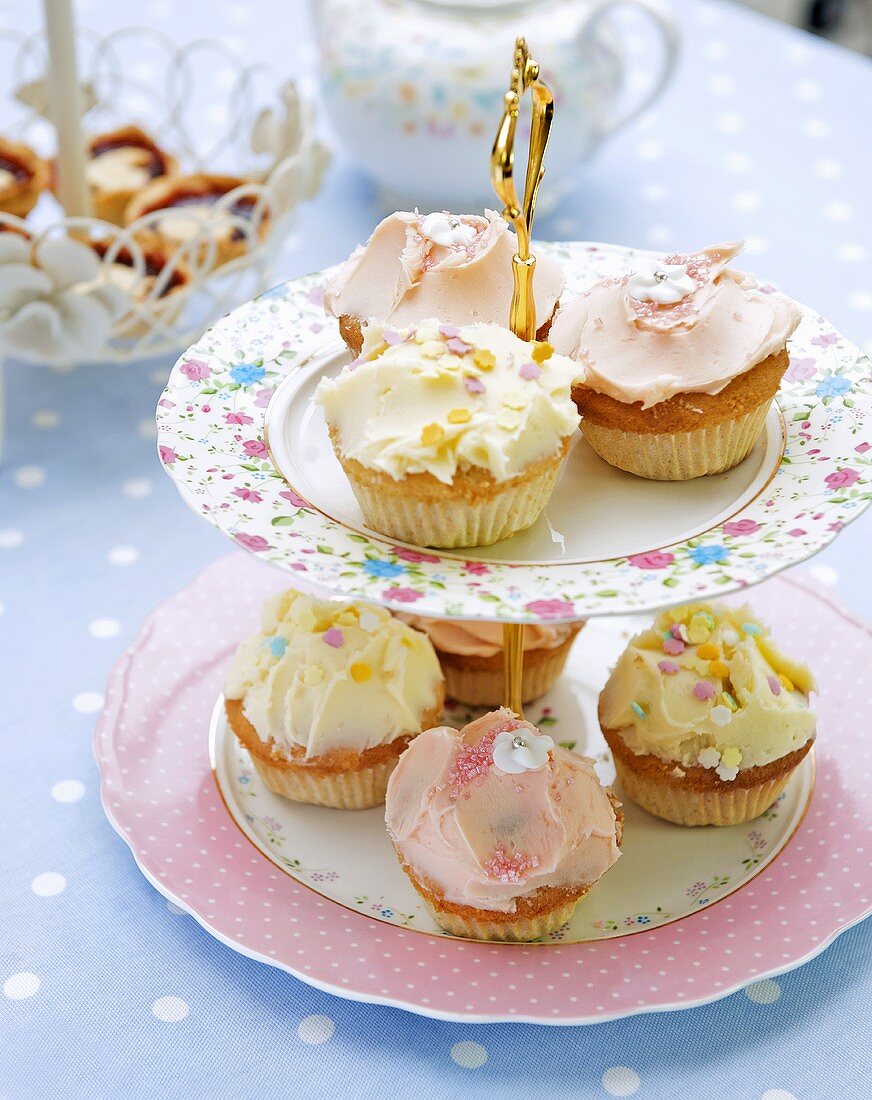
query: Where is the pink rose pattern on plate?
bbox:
[156,242,872,622]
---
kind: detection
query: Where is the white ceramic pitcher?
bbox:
[311,0,679,209]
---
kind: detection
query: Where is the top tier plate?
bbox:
[157,241,872,623]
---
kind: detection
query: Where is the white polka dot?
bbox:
[14,465,45,489]
[108,545,139,566]
[708,75,734,96]
[152,996,189,1022]
[0,529,24,549]
[89,618,120,639]
[717,112,745,134]
[73,692,104,714]
[761,1091,798,1100]
[848,291,872,312]
[837,243,867,263]
[794,79,821,102]
[744,236,769,255]
[824,201,853,222]
[122,478,153,499]
[815,158,842,180]
[32,409,60,429]
[52,779,85,803]
[450,1041,487,1069]
[602,1066,641,1097]
[724,151,752,173]
[31,872,66,897]
[297,1014,335,1044]
[808,564,839,586]
[636,139,664,161]
[804,117,829,138]
[732,190,762,212]
[138,418,157,439]
[4,972,40,1000]
[745,978,781,1004]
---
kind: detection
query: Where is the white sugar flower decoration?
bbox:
[492,729,555,774]
[0,235,127,359]
[627,261,696,305]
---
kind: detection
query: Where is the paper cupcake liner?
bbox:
[442,637,577,707]
[424,896,585,942]
[611,754,793,827]
[580,399,772,481]
[248,753,397,810]
[340,454,565,549]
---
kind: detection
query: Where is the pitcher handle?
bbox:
[577,0,680,140]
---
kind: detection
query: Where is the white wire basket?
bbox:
[0,26,328,365]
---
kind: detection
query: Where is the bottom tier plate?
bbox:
[96,553,871,1024]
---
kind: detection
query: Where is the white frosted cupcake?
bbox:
[225,590,444,809]
[315,318,579,548]
[599,601,816,825]
[323,209,564,355]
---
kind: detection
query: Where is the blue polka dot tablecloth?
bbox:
[2,1,871,1098]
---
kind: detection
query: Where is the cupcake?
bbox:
[598,601,816,826]
[385,709,622,941]
[0,136,48,218]
[314,318,579,548]
[224,589,444,809]
[80,125,178,225]
[550,242,802,480]
[397,615,583,706]
[323,209,564,356]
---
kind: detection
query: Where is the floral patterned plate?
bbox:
[157,241,872,623]
[96,552,872,1024]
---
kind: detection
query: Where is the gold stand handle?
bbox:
[492,37,554,717]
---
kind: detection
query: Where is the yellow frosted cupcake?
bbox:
[598,601,816,826]
[224,590,444,809]
[397,615,583,706]
[386,710,622,941]
[550,242,802,480]
[315,318,579,548]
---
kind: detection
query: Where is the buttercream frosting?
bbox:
[599,601,816,777]
[323,209,564,333]
[397,614,575,658]
[550,242,802,409]
[225,589,443,759]
[385,710,621,913]
[315,318,579,484]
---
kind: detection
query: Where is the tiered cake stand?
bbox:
[94,240,872,1024]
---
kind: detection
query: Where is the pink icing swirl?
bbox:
[385,710,621,913]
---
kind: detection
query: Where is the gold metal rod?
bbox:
[502,622,525,718]
[491,37,554,716]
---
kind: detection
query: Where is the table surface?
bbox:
[2,1,871,1098]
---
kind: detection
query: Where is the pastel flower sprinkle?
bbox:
[709,660,730,678]
[447,407,471,424]
[663,637,685,656]
[658,660,680,674]
[302,666,324,685]
[741,622,761,635]
[323,627,345,648]
[698,747,720,769]
[350,662,372,683]
[464,375,486,394]
[693,681,716,701]
[438,323,460,338]
[630,701,647,718]
[710,704,732,726]
[446,336,471,354]
[519,361,541,380]
[531,341,554,363]
[716,762,740,782]
[421,423,445,446]
[767,675,782,696]
[721,746,742,768]
[268,636,287,658]
[472,348,495,371]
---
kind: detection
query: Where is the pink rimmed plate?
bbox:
[95,552,872,1024]
[156,241,872,624]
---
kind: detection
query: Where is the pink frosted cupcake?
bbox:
[324,209,565,355]
[385,710,622,941]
